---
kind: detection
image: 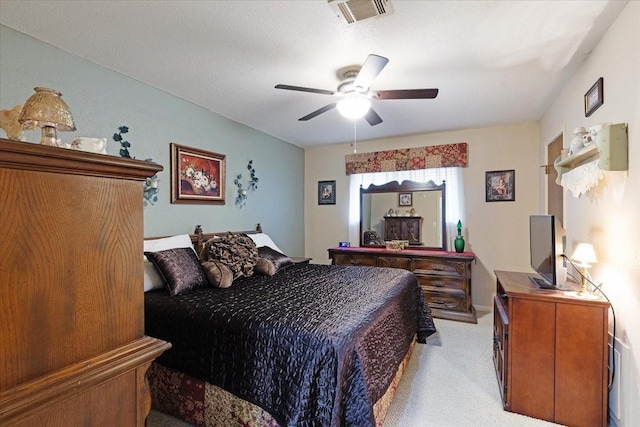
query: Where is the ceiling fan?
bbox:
[275,54,438,126]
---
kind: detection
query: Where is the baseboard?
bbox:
[474,304,492,313]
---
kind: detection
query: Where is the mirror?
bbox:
[360,180,446,250]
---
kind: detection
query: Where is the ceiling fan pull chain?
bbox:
[351,120,357,153]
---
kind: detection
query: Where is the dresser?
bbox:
[384,216,422,245]
[328,246,476,323]
[0,139,171,426]
[493,271,609,426]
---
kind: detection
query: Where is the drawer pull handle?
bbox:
[349,259,361,265]
[431,298,458,309]
[432,280,445,287]
[432,263,446,271]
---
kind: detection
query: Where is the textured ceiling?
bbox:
[0,1,628,147]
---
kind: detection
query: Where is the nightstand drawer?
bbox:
[413,258,468,278]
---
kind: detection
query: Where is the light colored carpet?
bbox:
[147,310,561,427]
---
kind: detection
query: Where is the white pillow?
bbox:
[143,234,195,292]
[249,233,284,254]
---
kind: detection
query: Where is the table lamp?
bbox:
[19,87,76,146]
[571,242,597,296]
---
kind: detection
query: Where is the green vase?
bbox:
[454,220,465,253]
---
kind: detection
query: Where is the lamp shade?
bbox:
[571,243,598,267]
[337,94,371,119]
[19,87,76,132]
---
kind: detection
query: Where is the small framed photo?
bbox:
[486,170,515,202]
[171,143,226,204]
[318,180,336,205]
[584,77,603,117]
[398,192,412,207]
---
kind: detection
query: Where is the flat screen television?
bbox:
[529,215,566,288]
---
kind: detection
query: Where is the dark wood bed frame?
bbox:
[145,224,262,258]
[144,224,415,426]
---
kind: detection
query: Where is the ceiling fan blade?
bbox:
[275,84,336,96]
[353,54,389,90]
[364,108,383,126]
[375,89,439,99]
[299,103,337,121]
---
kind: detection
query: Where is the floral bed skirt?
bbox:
[147,338,416,427]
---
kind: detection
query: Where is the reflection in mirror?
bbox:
[360,180,446,250]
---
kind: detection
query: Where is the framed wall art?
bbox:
[486,169,515,202]
[170,143,225,204]
[318,180,336,205]
[584,77,603,117]
[398,192,412,207]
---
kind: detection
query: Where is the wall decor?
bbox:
[584,77,603,117]
[171,142,225,204]
[114,126,159,206]
[0,104,30,141]
[318,180,336,205]
[485,169,515,202]
[233,160,259,208]
[398,192,413,207]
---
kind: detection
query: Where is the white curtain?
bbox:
[348,168,464,250]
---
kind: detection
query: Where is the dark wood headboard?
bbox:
[145,224,263,257]
[190,224,262,256]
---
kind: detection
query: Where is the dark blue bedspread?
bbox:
[145,264,435,427]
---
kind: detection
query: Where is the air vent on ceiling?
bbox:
[328,0,394,25]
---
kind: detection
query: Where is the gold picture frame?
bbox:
[170,143,225,204]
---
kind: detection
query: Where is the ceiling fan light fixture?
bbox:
[337,95,371,119]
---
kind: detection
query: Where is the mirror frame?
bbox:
[359,180,447,250]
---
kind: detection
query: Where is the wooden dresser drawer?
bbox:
[413,258,468,278]
[416,275,466,291]
[378,256,412,269]
[424,290,467,312]
[332,253,378,267]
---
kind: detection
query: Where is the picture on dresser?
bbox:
[398,192,412,207]
[171,143,226,204]
[318,180,336,205]
[485,169,515,202]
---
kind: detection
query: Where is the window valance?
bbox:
[345,142,468,175]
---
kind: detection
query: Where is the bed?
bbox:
[143,228,436,426]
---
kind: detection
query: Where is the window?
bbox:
[348,168,464,249]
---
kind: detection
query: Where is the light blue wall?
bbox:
[0,25,304,255]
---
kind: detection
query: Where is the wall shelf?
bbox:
[554,122,628,185]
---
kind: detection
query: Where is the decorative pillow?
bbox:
[257,246,294,272]
[145,247,209,296]
[248,233,284,253]
[203,233,259,279]
[143,234,195,292]
[254,257,276,276]
[201,260,234,288]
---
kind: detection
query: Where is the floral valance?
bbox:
[345,142,468,175]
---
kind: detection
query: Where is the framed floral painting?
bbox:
[171,143,225,204]
[486,169,515,202]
